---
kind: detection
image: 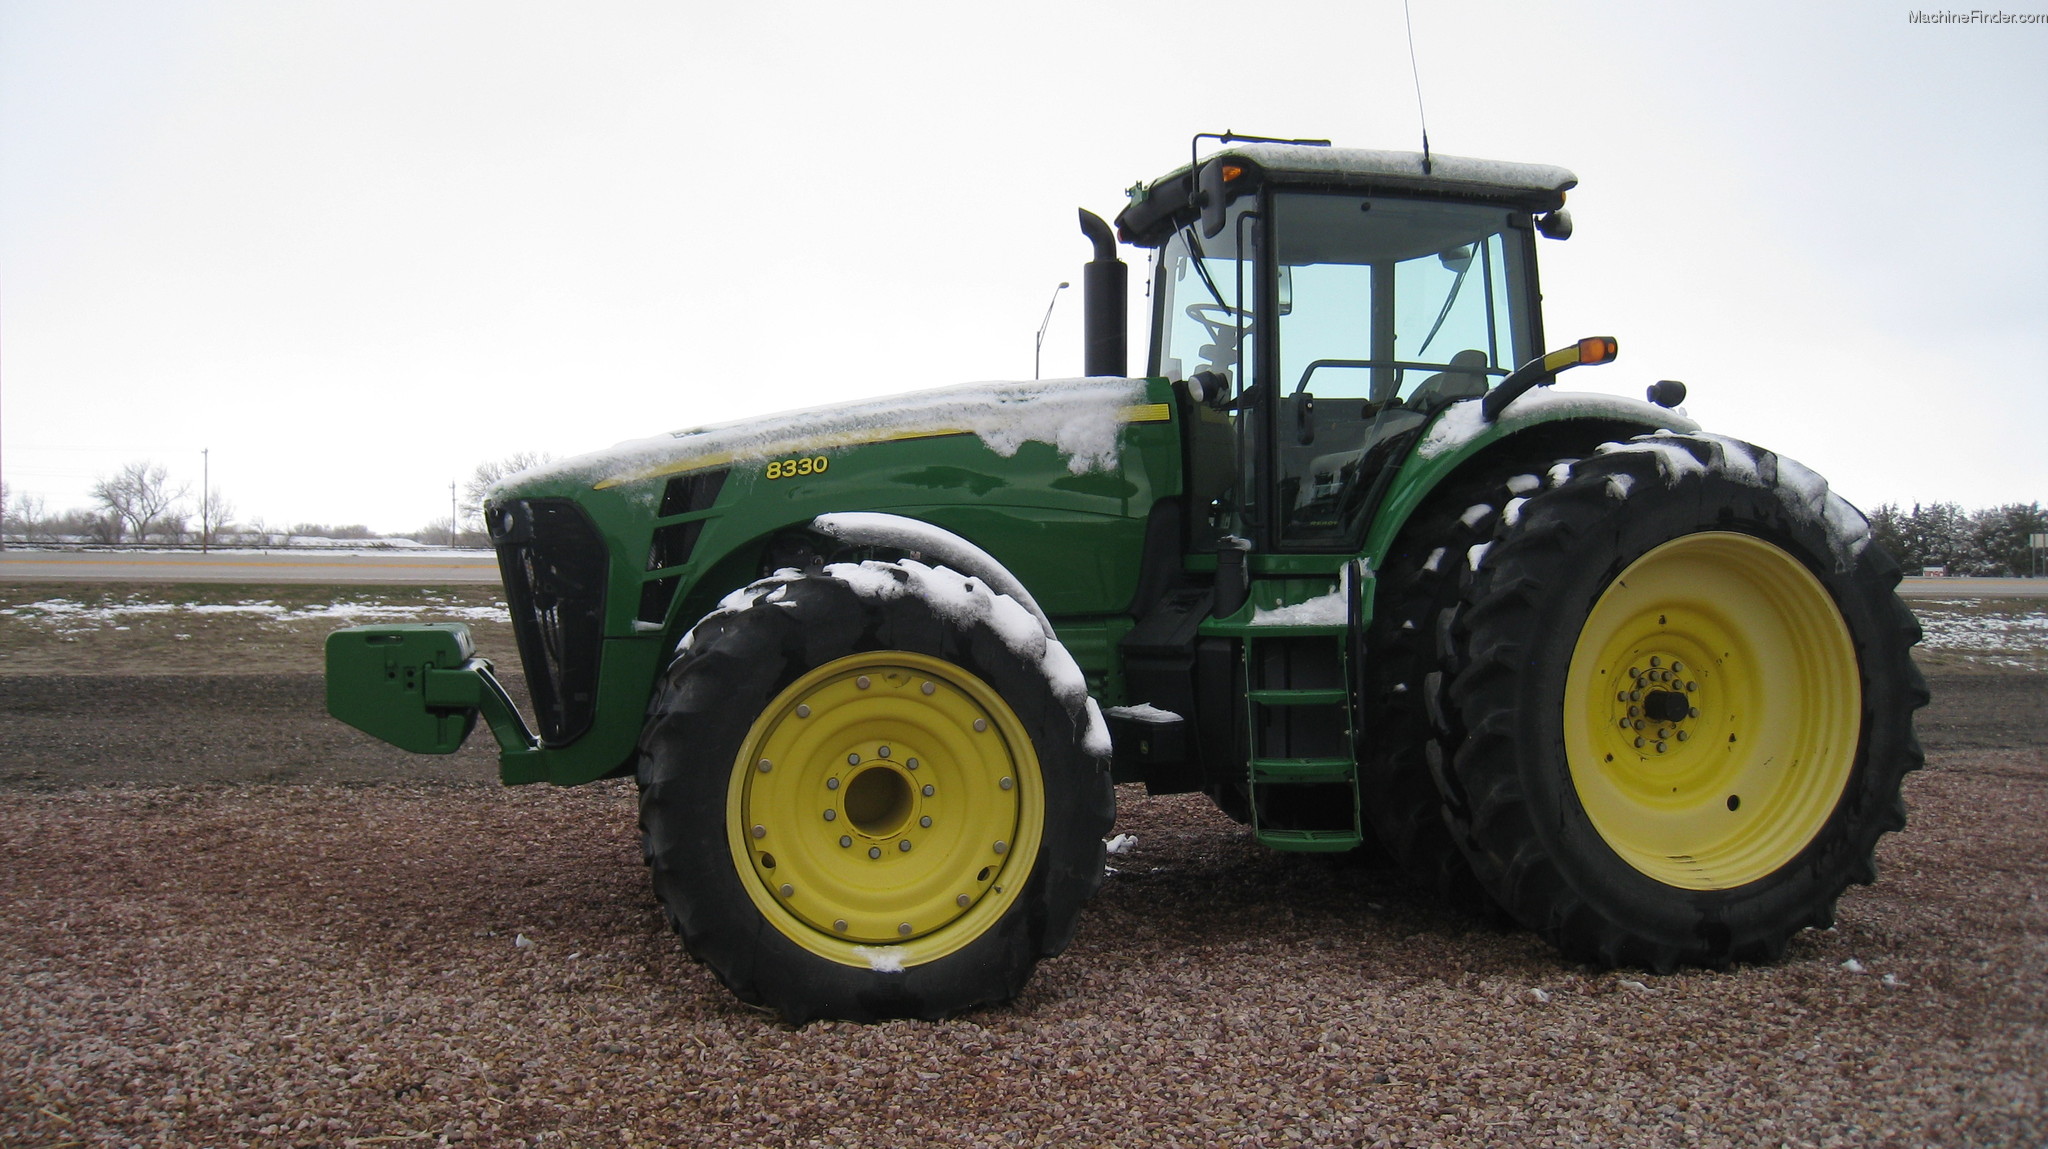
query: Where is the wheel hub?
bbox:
[1565,532,1861,890]
[728,652,1042,955]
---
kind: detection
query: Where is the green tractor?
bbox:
[328,135,1925,1023]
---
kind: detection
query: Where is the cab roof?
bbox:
[1114,143,1578,247]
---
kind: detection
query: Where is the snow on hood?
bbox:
[1417,389,1700,461]
[491,376,1155,504]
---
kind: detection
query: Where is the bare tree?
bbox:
[462,451,553,530]
[91,460,189,543]
[196,487,236,549]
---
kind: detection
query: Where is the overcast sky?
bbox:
[3,0,2042,535]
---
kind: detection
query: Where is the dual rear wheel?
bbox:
[1380,433,1924,968]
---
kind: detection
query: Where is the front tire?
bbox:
[1437,433,1926,970]
[638,560,1112,1022]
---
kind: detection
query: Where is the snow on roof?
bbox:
[494,376,1154,503]
[1223,144,1577,199]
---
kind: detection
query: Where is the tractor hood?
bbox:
[491,376,1158,507]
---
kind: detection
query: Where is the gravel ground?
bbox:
[1,657,2043,1146]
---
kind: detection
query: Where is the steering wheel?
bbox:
[1185,302,1250,344]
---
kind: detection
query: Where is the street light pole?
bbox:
[201,448,210,553]
[449,482,458,548]
[1035,281,1070,380]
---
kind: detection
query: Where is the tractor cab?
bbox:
[1112,140,1577,552]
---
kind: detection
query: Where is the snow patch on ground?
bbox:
[1912,602,2048,671]
[1105,833,1137,856]
[0,598,509,630]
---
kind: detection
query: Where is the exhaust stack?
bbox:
[1077,209,1126,378]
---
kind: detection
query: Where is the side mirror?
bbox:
[1198,158,1233,239]
[1536,209,1573,240]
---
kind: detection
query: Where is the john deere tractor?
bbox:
[328,135,1924,1022]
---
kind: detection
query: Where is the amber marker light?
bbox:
[1577,336,1619,365]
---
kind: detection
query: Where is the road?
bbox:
[0,548,499,584]
[3,548,2042,596]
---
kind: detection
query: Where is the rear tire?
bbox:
[1364,473,1539,910]
[1436,433,1925,969]
[638,560,1112,1022]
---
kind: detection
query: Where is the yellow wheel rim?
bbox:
[725,652,1044,968]
[1564,532,1860,890]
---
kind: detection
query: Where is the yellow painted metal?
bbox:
[724,652,1045,967]
[1563,532,1860,889]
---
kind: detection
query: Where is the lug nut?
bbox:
[973,719,988,732]
[1656,741,1668,753]
[827,777,840,790]
[898,840,912,852]
[920,816,933,828]
[868,846,882,859]
[922,784,935,797]
[898,923,913,936]
[839,835,852,848]
[956,894,971,908]
[751,825,766,839]
[857,676,871,689]
[922,681,935,695]
[824,809,837,822]
[993,840,1008,855]
[1634,737,1645,748]
[833,919,848,933]
[779,883,794,898]
[757,759,773,773]
[878,746,891,758]
[1689,707,1700,719]
[907,758,920,770]
[795,705,811,719]
[1677,731,1690,742]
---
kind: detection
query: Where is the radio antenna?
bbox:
[1402,0,1432,174]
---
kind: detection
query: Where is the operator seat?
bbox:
[1408,349,1491,405]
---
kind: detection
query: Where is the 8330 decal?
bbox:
[765,456,829,480]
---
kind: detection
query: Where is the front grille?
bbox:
[488,498,608,745]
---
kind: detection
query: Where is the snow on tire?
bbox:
[1434,432,1926,971]
[637,560,1113,1023]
